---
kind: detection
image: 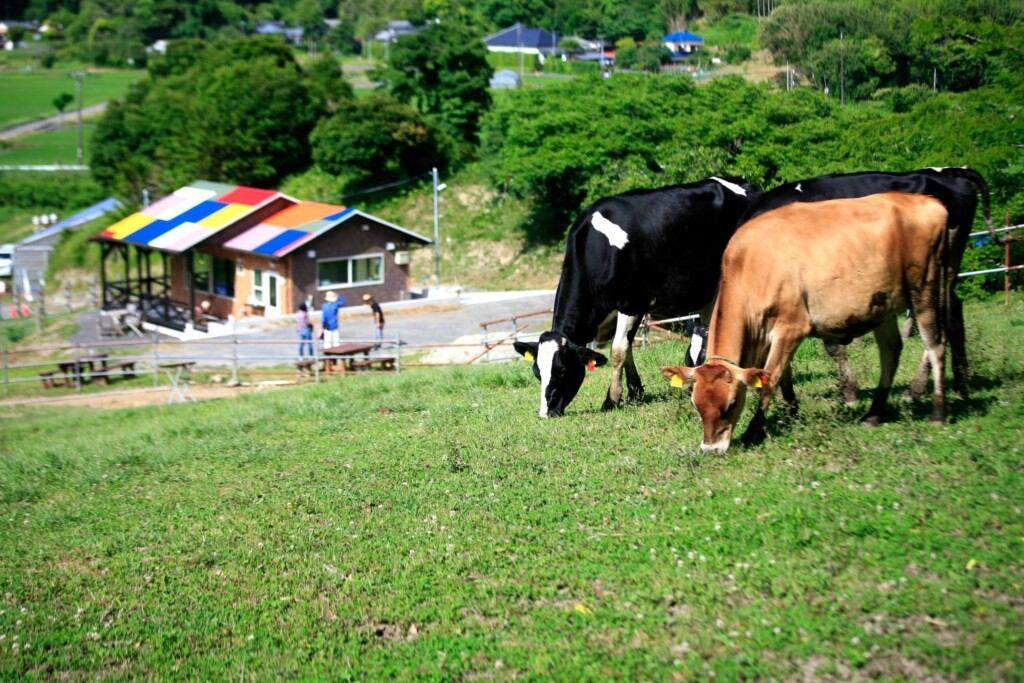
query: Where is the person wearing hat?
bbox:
[321,291,344,348]
[363,293,384,347]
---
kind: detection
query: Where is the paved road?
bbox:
[69,290,557,368]
[0,102,108,141]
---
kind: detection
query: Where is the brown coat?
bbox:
[663,192,951,452]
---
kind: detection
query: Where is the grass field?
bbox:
[0,118,99,167]
[0,68,139,130]
[0,298,1021,679]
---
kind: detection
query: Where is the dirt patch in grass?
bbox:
[0,382,297,410]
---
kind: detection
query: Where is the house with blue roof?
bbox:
[484,23,561,65]
[663,31,704,57]
[93,181,431,332]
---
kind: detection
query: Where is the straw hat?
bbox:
[362,294,372,302]
[325,291,338,302]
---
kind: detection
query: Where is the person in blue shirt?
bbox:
[321,291,344,348]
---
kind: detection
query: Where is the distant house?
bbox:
[663,31,703,56]
[92,181,431,334]
[484,23,560,64]
[374,20,421,42]
[9,198,122,300]
[255,20,303,45]
[489,69,521,88]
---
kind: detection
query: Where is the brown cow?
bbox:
[662,192,952,453]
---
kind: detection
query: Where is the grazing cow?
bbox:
[686,166,993,399]
[513,176,761,418]
[662,192,951,453]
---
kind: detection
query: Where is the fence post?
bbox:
[1,342,8,398]
[1006,214,1012,307]
[231,336,240,385]
[65,282,73,314]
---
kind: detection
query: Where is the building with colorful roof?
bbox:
[93,181,431,333]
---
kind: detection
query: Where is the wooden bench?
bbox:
[350,356,396,371]
[92,360,136,385]
[295,358,324,375]
[39,371,58,389]
[113,360,137,379]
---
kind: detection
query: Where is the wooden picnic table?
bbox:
[322,342,376,374]
[55,353,109,387]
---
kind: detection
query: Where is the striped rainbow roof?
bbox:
[100,181,282,254]
[223,201,356,258]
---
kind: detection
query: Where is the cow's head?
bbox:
[662,361,771,453]
[514,332,608,417]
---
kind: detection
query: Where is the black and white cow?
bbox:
[513,176,761,417]
[687,166,993,400]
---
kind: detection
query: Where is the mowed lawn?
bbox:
[0,298,1021,680]
[0,68,139,129]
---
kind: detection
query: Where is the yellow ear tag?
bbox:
[524,352,534,362]
[750,375,762,389]
[670,375,684,388]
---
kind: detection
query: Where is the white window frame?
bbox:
[317,254,384,291]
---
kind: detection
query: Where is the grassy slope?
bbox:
[0,298,1021,680]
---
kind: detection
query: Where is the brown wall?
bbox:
[169,217,424,322]
[291,219,421,311]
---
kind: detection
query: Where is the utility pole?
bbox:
[70,71,86,164]
[432,168,446,289]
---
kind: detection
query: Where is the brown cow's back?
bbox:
[714,192,949,353]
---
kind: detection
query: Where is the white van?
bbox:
[0,244,12,278]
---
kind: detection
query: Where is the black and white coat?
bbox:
[514,176,761,417]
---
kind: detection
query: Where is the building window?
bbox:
[193,252,235,297]
[318,254,383,290]
[193,253,210,292]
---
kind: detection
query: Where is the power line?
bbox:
[315,172,432,203]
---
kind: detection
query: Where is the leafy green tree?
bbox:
[310,94,448,186]
[614,37,638,69]
[306,55,355,104]
[90,38,326,197]
[52,92,74,124]
[373,23,493,148]
[296,0,327,50]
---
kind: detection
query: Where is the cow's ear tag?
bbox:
[524,352,534,362]
[670,374,684,389]
[750,375,762,389]
[760,373,770,387]
[586,359,597,372]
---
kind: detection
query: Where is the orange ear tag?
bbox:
[670,374,684,389]
[524,352,534,362]
[587,359,597,372]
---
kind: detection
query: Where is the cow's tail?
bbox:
[940,166,996,242]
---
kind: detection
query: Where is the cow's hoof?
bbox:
[860,414,882,427]
[601,397,621,411]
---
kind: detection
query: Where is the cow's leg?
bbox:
[823,341,858,406]
[602,312,642,411]
[740,333,800,446]
[910,277,965,403]
[914,305,948,424]
[948,293,969,399]
[862,316,902,427]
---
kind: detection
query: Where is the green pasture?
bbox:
[0,68,139,130]
[1,298,1022,679]
[0,118,98,167]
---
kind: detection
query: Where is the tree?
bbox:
[310,94,448,186]
[307,55,355,104]
[373,23,493,149]
[53,92,74,125]
[90,37,327,197]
